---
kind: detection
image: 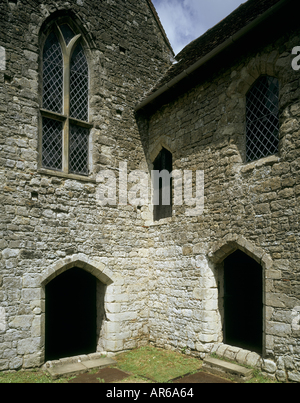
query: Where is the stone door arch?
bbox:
[208,235,273,356]
[41,255,113,362]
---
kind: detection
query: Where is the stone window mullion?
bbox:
[62,49,70,174]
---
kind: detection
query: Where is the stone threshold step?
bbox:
[46,357,116,379]
[202,356,253,382]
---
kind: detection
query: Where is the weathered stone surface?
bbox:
[262,359,277,374]
[0,308,6,333]
[0,0,299,382]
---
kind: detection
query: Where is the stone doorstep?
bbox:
[202,357,253,383]
[46,357,117,379]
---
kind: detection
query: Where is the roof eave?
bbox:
[135,0,291,113]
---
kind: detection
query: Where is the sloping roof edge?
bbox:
[146,0,174,55]
[136,0,291,112]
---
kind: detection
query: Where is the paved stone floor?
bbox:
[174,371,233,383]
[68,367,130,383]
[66,367,233,383]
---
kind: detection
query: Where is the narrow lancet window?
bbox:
[246,76,279,162]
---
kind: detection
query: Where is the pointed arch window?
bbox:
[153,147,173,221]
[41,23,91,176]
[246,76,279,162]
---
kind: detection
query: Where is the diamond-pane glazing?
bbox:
[70,44,89,121]
[42,117,63,170]
[69,124,89,175]
[42,32,63,113]
[246,76,279,162]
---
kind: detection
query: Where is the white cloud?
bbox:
[152,0,246,55]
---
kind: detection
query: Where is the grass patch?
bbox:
[114,345,201,383]
[246,369,279,383]
[0,368,65,383]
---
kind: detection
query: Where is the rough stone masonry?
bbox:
[0,0,299,383]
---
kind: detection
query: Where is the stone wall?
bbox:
[0,0,299,383]
[0,0,172,371]
[143,26,300,382]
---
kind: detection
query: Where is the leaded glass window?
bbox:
[42,32,63,113]
[42,118,63,170]
[246,76,279,162]
[70,44,89,122]
[41,23,91,176]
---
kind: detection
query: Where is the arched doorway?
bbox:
[223,250,263,354]
[45,267,97,361]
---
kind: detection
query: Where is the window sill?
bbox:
[148,216,173,227]
[240,154,280,174]
[37,168,96,183]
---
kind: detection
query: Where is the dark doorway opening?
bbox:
[223,250,263,355]
[45,267,97,361]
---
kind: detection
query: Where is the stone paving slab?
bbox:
[173,371,233,383]
[47,362,88,379]
[68,367,130,383]
[202,357,252,382]
[81,357,116,370]
[46,357,116,379]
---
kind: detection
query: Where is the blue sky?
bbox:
[152,0,246,55]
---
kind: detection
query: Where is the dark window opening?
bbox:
[153,147,172,221]
[246,75,279,162]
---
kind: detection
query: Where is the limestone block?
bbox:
[23,352,43,369]
[104,339,124,351]
[275,370,287,382]
[17,338,41,355]
[245,352,261,368]
[21,288,42,302]
[2,248,19,259]
[0,46,5,70]
[106,303,121,314]
[105,292,129,303]
[201,298,218,310]
[106,311,137,322]
[31,315,43,337]
[288,371,300,383]
[262,359,277,374]
[199,333,218,343]
[0,307,6,333]
[0,359,9,371]
[9,315,34,330]
[23,274,41,288]
[9,356,23,370]
[101,319,115,335]
[215,344,228,357]
[266,321,291,337]
[265,292,287,308]
[236,349,249,365]
[195,342,212,353]
[266,269,281,279]
[223,347,240,361]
